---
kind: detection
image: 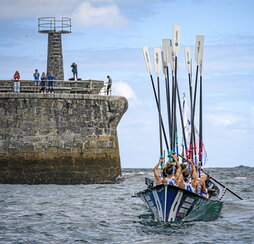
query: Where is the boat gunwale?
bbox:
[135,183,221,203]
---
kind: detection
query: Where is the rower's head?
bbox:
[162,168,167,178]
[182,168,190,181]
[181,163,187,170]
[165,164,174,176]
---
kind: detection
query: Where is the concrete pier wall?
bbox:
[0,93,128,184]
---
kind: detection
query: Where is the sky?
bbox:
[0,0,253,168]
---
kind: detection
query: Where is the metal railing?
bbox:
[99,84,112,96]
[38,17,71,33]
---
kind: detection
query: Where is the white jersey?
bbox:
[166,176,178,186]
[183,180,196,193]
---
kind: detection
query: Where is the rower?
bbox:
[153,157,167,185]
[175,164,198,193]
[197,169,209,198]
[164,153,182,186]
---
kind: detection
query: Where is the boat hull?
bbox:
[136,184,223,222]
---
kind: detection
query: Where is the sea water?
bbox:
[0,167,253,244]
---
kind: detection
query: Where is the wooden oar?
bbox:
[197,35,205,168]
[172,24,180,154]
[178,155,243,200]
[154,48,163,157]
[142,46,170,151]
[210,177,243,200]
[162,40,172,151]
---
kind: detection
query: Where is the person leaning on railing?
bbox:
[40,72,47,93]
[13,71,20,93]
[33,69,40,93]
[47,72,54,93]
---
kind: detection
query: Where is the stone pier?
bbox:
[0,80,128,184]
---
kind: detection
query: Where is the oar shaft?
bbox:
[188,72,194,161]
[199,74,203,166]
[189,65,199,162]
[179,155,243,200]
[166,67,172,150]
[157,76,163,156]
[175,75,188,156]
[192,65,199,128]
[211,177,243,200]
[171,73,175,151]
[150,74,169,151]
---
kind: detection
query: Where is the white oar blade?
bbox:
[162,39,171,65]
[142,46,152,74]
[195,35,204,66]
[184,47,191,74]
[161,51,167,77]
[153,48,162,76]
[173,24,180,55]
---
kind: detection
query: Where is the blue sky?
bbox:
[0,0,253,168]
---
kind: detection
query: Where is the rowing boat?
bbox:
[134,177,225,222]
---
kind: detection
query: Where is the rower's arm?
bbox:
[153,158,163,183]
[173,155,182,179]
[191,164,199,187]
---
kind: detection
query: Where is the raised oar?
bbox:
[154,47,163,157]
[162,39,172,152]
[173,55,189,160]
[142,46,169,151]
[184,47,197,163]
[172,24,180,154]
[175,62,188,158]
[178,155,243,200]
[184,47,193,160]
[197,35,205,169]
[191,36,204,167]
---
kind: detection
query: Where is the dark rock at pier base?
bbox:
[0,93,128,184]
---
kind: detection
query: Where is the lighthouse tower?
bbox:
[38,17,71,80]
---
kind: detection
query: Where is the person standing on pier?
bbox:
[71,62,78,81]
[40,72,47,93]
[106,75,112,95]
[33,69,40,93]
[13,71,20,93]
[47,72,54,93]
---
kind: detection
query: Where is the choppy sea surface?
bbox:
[0,167,253,244]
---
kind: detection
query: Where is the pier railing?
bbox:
[38,17,71,34]
[0,80,105,95]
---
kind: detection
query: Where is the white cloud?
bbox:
[0,0,129,28]
[0,0,71,19]
[113,81,136,100]
[206,113,241,127]
[71,1,129,28]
